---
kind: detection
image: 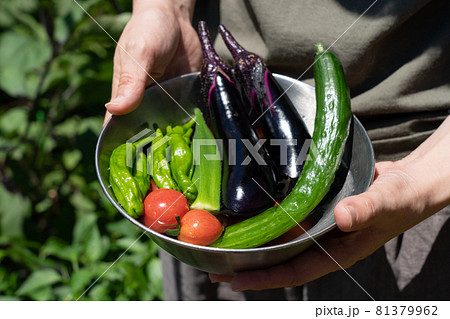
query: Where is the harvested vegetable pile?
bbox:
[108,22,352,248]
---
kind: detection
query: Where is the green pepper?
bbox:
[134,148,150,197]
[109,135,153,218]
[166,119,197,202]
[150,128,179,191]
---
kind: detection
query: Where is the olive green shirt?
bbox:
[213,0,450,161]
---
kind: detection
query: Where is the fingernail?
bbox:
[344,205,357,229]
[105,101,117,108]
[105,95,125,108]
[209,273,234,283]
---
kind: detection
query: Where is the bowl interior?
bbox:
[95,72,374,273]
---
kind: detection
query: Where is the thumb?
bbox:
[334,190,385,232]
[106,58,152,115]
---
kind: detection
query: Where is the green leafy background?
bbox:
[0,0,163,301]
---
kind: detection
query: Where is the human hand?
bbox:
[104,0,202,124]
[209,117,450,291]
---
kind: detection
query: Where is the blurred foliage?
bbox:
[0,0,163,300]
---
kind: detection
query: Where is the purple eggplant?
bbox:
[198,21,276,217]
[218,24,311,195]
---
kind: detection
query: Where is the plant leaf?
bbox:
[16,269,61,297]
[40,237,81,264]
[147,257,163,300]
[72,212,97,245]
[0,183,31,239]
[70,192,96,212]
[70,268,94,296]
[85,225,109,263]
[0,31,51,97]
[62,149,83,170]
[0,107,28,136]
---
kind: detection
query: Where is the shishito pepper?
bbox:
[150,128,179,191]
[166,119,198,202]
[109,136,153,218]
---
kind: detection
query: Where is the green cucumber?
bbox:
[211,43,352,248]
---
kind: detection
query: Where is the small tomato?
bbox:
[178,209,223,246]
[143,189,189,233]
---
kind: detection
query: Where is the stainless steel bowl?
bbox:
[96,72,374,275]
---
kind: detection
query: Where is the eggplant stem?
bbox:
[198,21,215,61]
[198,21,229,72]
[218,24,246,56]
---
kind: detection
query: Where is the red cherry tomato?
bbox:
[143,189,189,233]
[178,209,223,246]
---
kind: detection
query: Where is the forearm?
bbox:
[133,0,197,20]
[398,116,450,217]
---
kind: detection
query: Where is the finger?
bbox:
[230,223,385,291]
[110,46,121,101]
[230,240,344,291]
[334,187,387,232]
[105,43,154,115]
[209,273,234,283]
[334,192,379,232]
[334,162,396,232]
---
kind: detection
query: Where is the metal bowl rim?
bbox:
[95,71,375,254]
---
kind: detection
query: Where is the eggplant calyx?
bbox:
[218,24,268,112]
[198,21,231,93]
